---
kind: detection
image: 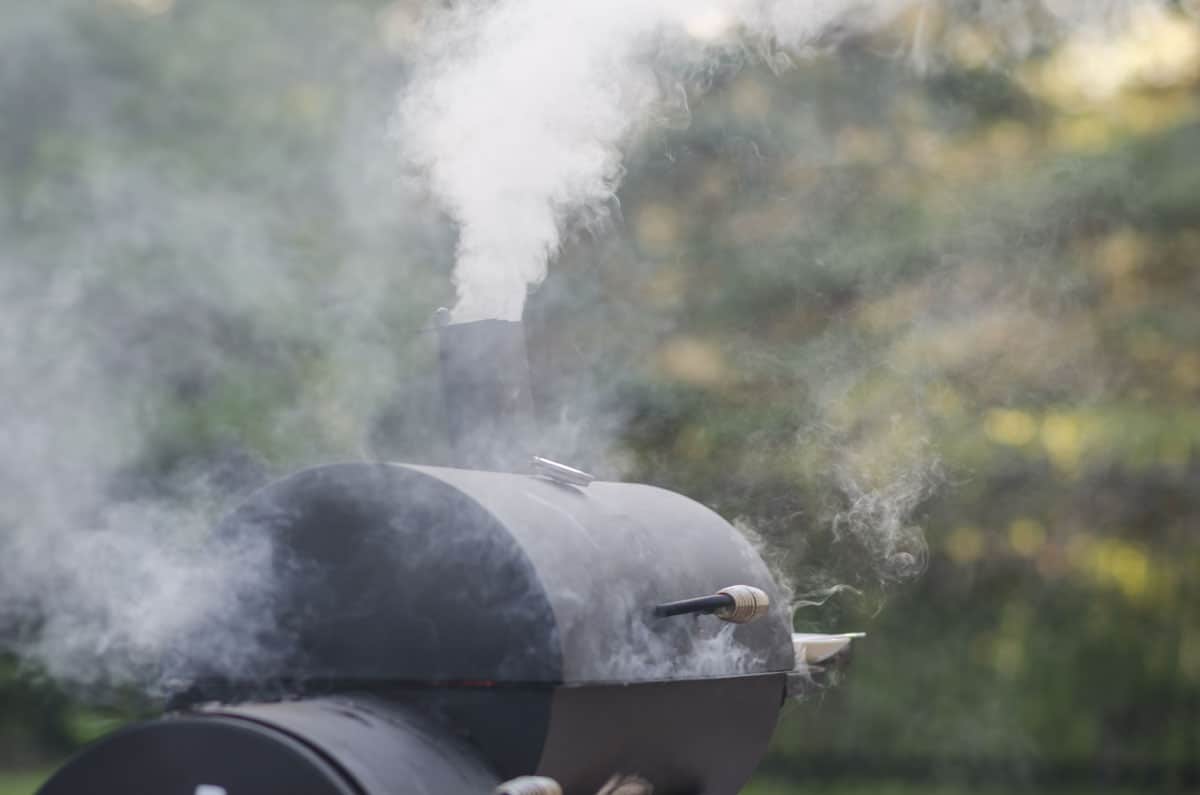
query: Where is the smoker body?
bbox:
[42,678,785,795]
[203,462,794,686]
[41,462,794,795]
[41,320,804,795]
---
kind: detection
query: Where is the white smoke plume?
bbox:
[397,0,1170,322]
[0,0,435,694]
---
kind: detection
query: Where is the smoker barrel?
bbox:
[39,461,797,794]
[201,461,795,687]
[36,313,811,794]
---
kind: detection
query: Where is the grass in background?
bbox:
[744,781,1184,795]
[0,772,48,795]
[4,770,1187,795]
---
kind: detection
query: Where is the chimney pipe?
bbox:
[435,311,537,471]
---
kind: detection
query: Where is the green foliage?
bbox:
[0,772,51,795]
[743,781,1162,795]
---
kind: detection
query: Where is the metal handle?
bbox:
[531,456,595,487]
[653,585,769,624]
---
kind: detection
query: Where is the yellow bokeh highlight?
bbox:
[1032,7,1200,103]
[1096,229,1147,280]
[1070,535,1152,601]
[1098,540,1151,601]
[1042,412,1083,473]
[985,409,1038,447]
[1050,116,1114,154]
[949,26,995,69]
[1116,91,1197,136]
[946,526,985,564]
[1009,518,1047,558]
[658,337,727,387]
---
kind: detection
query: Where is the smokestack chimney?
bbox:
[435,310,537,471]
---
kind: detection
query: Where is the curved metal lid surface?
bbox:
[39,696,499,795]
[206,696,500,795]
[212,462,793,688]
[37,716,357,795]
[418,465,795,682]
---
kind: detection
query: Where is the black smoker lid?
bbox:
[209,462,794,690]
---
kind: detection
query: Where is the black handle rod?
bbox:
[653,593,734,618]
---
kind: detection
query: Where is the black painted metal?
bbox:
[535,674,788,794]
[373,684,555,780]
[41,458,797,795]
[202,461,793,691]
[39,696,499,795]
[437,318,537,470]
[207,696,500,794]
[213,461,564,685]
[653,593,735,618]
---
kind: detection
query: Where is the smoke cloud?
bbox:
[0,0,442,694]
[397,0,1172,322]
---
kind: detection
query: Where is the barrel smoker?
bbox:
[39,319,856,795]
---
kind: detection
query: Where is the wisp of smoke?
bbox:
[0,493,283,694]
[830,454,938,584]
[396,0,1170,323]
[0,0,429,695]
